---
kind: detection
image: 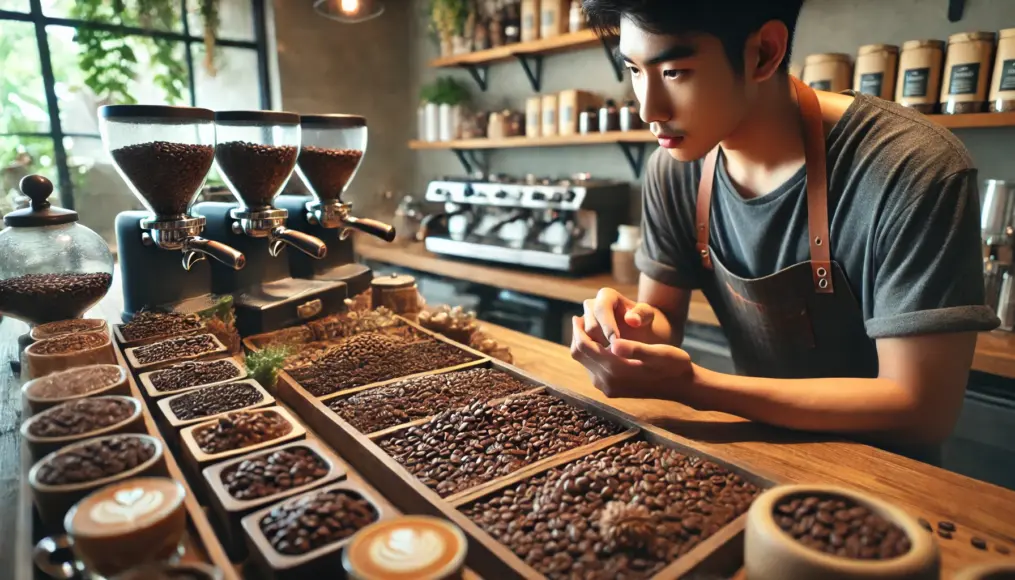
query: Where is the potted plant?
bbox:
[429,0,469,57]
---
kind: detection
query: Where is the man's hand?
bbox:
[570,316,696,400]
[582,287,660,346]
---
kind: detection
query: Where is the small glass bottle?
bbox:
[579,107,598,134]
[598,99,619,133]
[619,100,641,131]
[569,0,584,33]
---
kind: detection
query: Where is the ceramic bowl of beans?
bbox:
[745,484,939,580]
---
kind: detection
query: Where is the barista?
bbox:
[571,0,998,460]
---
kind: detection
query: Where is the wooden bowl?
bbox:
[22,364,129,415]
[30,319,108,341]
[20,396,145,461]
[28,434,168,529]
[745,484,939,580]
[202,440,347,559]
[24,330,116,380]
[953,562,1015,579]
[240,480,392,580]
[137,358,247,399]
[156,379,275,437]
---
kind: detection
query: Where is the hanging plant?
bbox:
[199,0,221,77]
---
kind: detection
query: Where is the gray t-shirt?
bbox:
[635,92,999,339]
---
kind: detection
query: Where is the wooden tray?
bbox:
[267,316,780,579]
[138,357,248,399]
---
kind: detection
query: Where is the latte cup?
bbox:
[342,515,468,580]
[34,477,188,579]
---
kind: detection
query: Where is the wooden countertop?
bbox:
[356,238,1015,380]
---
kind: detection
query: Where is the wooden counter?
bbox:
[356,238,1015,380]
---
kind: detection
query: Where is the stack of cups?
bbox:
[611,225,641,285]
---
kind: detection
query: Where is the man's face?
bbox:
[619,17,753,162]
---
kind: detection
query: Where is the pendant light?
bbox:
[314,0,384,23]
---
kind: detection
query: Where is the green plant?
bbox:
[419,76,470,106]
[429,0,469,39]
[245,344,292,390]
[70,0,221,105]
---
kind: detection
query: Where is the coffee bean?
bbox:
[169,382,264,421]
[937,529,952,540]
[328,368,531,433]
[31,331,107,355]
[222,446,329,500]
[35,435,155,486]
[378,394,623,498]
[121,311,204,343]
[28,397,133,438]
[214,141,298,209]
[938,520,956,532]
[971,537,987,550]
[0,273,113,324]
[461,440,760,579]
[288,332,478,397]
[33,319,105,339]
[194,410,292,455]
[296,146,363,201]
[149,359,242,393]
[28,365,123,399]
[918,518,932,532]
[259,488,377,555]
[997,545,1011,555]
[774,494,910,560]
[133,334,220,366]
[110,142,215,218]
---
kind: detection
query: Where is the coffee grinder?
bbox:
[102,105,246,320]
[193,110,347,336]
[274,114,395,298]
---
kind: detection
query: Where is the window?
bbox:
[0,0,271,243]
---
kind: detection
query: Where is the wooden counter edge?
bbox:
[354,238,1015,380]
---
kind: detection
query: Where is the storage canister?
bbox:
[940,31,996,114]
[854,44,898,100]
[989,28,1015,112]
[896,39,945,113]
[802,53,852,93]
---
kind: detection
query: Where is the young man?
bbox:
[571,0,999,460]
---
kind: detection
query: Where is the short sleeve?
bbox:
[865,169,1000,338]
[634,150,704,289]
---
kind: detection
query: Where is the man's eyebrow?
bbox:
[616,44,696,65]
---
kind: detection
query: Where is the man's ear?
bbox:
[746,20,790,82]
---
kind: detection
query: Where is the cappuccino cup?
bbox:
[34,477,187,579]
[342,515,468,580]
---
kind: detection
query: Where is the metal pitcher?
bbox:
[981,179,1015,245]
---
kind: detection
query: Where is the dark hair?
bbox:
[582,0,805,72]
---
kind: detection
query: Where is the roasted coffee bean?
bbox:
[222,446,329,500]
[110,142,215,217]
[194,410,292,455]
[28,397,133,438]
[32,332,107,355]
[33,319,105,339]
[0,273,112,324]
[259,488,377,555]
[774,494,911,560]
[149,359,242,393]
[35,435,155,486]
[133,334,220,366]
[296,146,364,200]
[918,518,932,532]
[972,537,987,550]
[938,520,956,532]
[120,311,204,343]
[328,368,532,433]
[938,529,953,540]
[997,545,1011,555]
[214,141,298,208]
[29,365,123,399]
[378,393,624,498]
[460,440,760,579]
[288,333,479,397]
[168,382,264,421]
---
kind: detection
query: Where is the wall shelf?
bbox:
[927,111,1015,129]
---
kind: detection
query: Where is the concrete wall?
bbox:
[406,0,1015,225]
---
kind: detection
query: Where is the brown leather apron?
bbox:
[695,78,879,380]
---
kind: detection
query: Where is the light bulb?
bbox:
[340,0,358,13]
[314,0,384,23]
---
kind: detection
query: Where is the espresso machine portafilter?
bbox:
[102,105,246,318]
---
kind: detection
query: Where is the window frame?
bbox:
[0,0,272,210]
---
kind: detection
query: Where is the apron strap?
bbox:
[694,76,833,293]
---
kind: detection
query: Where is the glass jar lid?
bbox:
[4,175,77,227]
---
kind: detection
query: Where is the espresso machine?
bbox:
[102,105,246,319]
[275,114,395,297]
[192,110,355,337]
[419,174,629,274]
[982,179,1015,330]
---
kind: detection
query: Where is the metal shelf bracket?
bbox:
[599,36,624,82]
[948,0,965,22]
[461,64,489,91]
[452,149,487,175]
[617,142,647,178]
[513,53,544,91]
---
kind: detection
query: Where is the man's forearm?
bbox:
[683,368,945,445]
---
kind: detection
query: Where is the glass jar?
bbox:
[940,31,996,114]
[0,175,115,325]
[854,44,899,100]
[896,39,945,113]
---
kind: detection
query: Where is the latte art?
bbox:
[368,527,445,572]
[90,489,165,525]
